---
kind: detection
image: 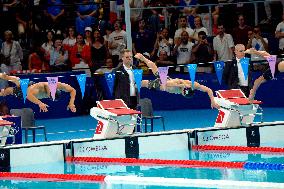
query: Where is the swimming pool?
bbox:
[1,108,283,188]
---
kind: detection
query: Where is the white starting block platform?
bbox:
[214,89,263,128]
[0,119,14,146]
[90,99,142,139]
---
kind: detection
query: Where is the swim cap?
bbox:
[183,87,195,98]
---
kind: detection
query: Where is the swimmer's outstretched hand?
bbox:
[248,95,255,104]
[39,102,49,112]
[134,53,144,61]
[67,104,76,112]
[211,101,220,109]
[248,89,255,104]
[244,48,257,54]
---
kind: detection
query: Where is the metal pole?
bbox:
[124,0,132,51]
[254,2,258,26]
[208,5,213,36]
[163,8,169,28]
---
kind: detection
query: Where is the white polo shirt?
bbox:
[275,21,284,50]
[213,34,234,61]
[123,64,136,96]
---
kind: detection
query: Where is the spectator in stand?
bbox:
[43,0,65,32]
[248,29,253,41]
[156,50,175,66]
[192,16,208,42]
[213,23,234,61]
[0,30,23,73]
[196,0,218,36]
[179,0,197,29]
[275,12,284,54]
[15,0,34,46]
[151,28,173,58]
[212,5,220,36]
[132,19,154,55]
[28,43,49,72]
[95,58,114,74]
[84,27,92,46]
[103,25,113,54]
[262,0,284,24]
[69,34,91,74]
[49,36,68,71]
[247,25,268,62]
[91,29,108,72]
[191,31,213,64]
[173,31,194,72]
[108,20,127,67]
[130,0,144,22]
[145,1,161,34]
[63,26,77,52]
[76,0,98,35]
[0,0,17,36]
[174,16,194,45]
[41,31,54,58]
[232,14,252,46]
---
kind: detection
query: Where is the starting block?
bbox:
[0,119,14,146]
[214,89,263,128]
[90,99,142,139]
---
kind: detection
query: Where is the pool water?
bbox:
[6,150,284,187]
[3,108,283,188]
[0,180,218,189]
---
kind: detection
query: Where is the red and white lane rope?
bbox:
[66,156,244,169]
[192,145,284,153]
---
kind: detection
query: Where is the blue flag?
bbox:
[240,57,250,81]
[20,78,30,103]
[105,72,116,95]
[214,61,225,85]
[133,69,143,93]
[76,74,87,99]
[187,64,197,89]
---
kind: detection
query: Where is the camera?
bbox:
[201,35,207,40]
[76,53,82,58]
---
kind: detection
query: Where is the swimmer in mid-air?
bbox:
[244,48,284,101]
[27,82,76,112]
[0,73,76,112]
[134,53,220,109]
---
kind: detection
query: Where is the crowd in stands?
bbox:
[0,0,284,76]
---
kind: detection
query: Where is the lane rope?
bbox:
[192,145,284,153]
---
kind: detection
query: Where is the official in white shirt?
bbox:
[113,49,139,109]
[223,44,252,97]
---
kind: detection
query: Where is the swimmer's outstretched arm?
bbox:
[0,73,20,87]
[249,75,267,101]
[27,83,49,112]
[57,82,76,112]
[193,82,220,109]
[134,53,158,74]
[245,48,271,57]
